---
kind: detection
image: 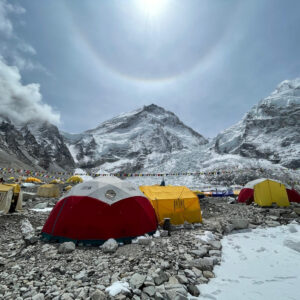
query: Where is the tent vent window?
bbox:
[105,190,116,200]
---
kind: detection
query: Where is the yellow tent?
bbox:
[66,176,83,184]
[64,185,72,191]
[140,185,202,225]
[37,184,60,198]
[26,177,42,183]
[245,178,290,207]
[233,189,241,196]
[0,184,22,213]
[50,179,63,184]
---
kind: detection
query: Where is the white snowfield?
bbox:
[198,223,300,300]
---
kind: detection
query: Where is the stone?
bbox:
[209,240,222,250]
[143,286,156,297]
[265,220,280,227]
[187,284,200,297]
[74,270,87,281]
[165,284,187,300]
[155,292,164,300]
[60,294,73,300]
[129,273,147,289]
[203,270,215,278]
[294,208,300,216]
[20,219,38,245]
[231,219,249,230]
[209,250,221,256]
[90,289,106,300]
[184,222,194,229]
[160,231,169,237]
[154,271,169,285]
[224,223,235,233]
[33,202,48,209]
[176,275,188,284]
[58,242,76,254]
[138,238,151,246]
[101,239,118,253]
[32,294,45,300]
[190,258,214,271]
[190,248,207,257]
[168,276,179,284]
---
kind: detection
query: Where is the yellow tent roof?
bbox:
[50,179,63,184]
[66,176,83,183]
[5,184,21,194]
[140,185,198,200]
[26,177,42,183]
[0,184,14,192]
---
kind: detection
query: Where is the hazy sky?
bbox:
[1,0,300,137]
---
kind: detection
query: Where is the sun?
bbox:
[136,0,168,18]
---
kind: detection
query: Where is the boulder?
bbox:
[58,242,76,254]
[20,219,38,245]
[189,258,214,271]
[101,239,118,253]
[138,238,151,246]
[187,284,200,297]
[154,271,169,285]
[231,219,249,230]
[32,294,45,300]
[90,290,106,300]
[130,273,147,289]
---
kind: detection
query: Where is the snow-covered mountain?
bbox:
[214,78,300,169]
[0,118,75,171]
[63,104,208,172]
[1,78,300,188]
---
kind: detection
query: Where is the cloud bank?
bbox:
[0,58,60,125]
[0,0,60,125]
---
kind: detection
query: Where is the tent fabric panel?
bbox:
[38,184,60,198]
[42,195,157,241]
[254,180,273,206]
[287,189,300,203]
[267,180,289,207]
[0,188,13,214]
[141,186,202,225]
[238,188,254,203]
[183,198,202,223]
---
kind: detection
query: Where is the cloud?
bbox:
[0,0,45,73]
[0,0,25,36]
[0,58,60,125]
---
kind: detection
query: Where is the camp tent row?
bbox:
[42,178,202,244]
[238,178,300,207]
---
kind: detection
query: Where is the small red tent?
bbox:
[42,177,157,244]
[286,189,300,203]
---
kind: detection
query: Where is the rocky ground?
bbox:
[1,195,300,300]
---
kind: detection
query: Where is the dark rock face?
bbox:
[64,104,208,172]
[214,79,300,169]
[0,119,75,171]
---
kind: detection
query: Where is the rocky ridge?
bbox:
[214,78,300,168]
[0,119,75,171]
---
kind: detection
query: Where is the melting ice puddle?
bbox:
[197,223,300,300]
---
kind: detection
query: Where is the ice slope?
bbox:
[215,78,300,168]
[198,223,300,300]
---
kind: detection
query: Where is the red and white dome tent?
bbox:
[42,177,157,245]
